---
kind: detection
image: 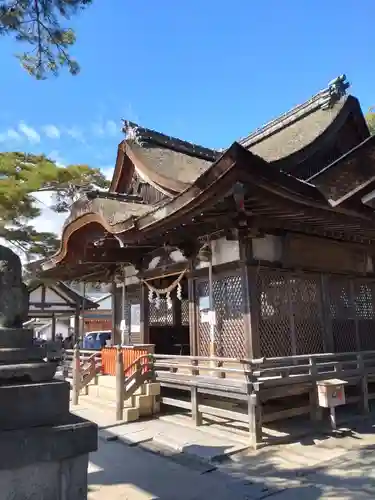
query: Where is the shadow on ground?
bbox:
[86,417,375,499]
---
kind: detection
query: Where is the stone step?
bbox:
[95,375,147,395]
[78,389,158,417]
[95,375,116,389]
[76,395,140,423]
[85,384,135,407]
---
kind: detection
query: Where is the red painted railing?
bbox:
[101,345,155,375]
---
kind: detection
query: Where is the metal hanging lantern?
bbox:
[198,243,212,263]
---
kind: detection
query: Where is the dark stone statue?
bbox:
[0,245,29,328]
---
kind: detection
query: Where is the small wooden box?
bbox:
[317,379,348,408]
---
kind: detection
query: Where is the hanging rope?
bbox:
[141,268,187,309]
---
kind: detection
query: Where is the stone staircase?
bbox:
[75,374,161,422]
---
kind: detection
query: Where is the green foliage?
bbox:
[0,0,93,79]
[0,151,110,257]
[365,108,375,136]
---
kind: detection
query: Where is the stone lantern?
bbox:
[0,245,97,499]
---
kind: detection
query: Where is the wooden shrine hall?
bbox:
[40,74,375,362]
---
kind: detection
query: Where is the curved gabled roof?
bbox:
[110,122,219,195]
[245,96,348,162]
[42,141,375,278]
[111,76,368,196]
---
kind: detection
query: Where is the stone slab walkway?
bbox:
[73,400,249,463]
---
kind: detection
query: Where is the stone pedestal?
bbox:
[0,247,97,500]
[0,326,97,499]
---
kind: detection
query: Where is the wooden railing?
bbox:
[62,348,101,379]
[64,348,375,448]
[67,346,155,419]
[152,351,375,448]
[115,349,155,421]
[63,347,102,405]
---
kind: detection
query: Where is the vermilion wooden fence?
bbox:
[101,345,155,375]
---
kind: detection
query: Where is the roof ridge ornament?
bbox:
[122,120,144,146]
[320,74,350,110]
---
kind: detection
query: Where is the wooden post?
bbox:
[309,358,320,421]
[140,282,150,344]
[191,386,202,426]
[320,274,334,353]
[330,407,337,430]
[74,305,80,345]
[51,313,56,342]
[115,345,125,421]
[350,280,361,351]
[239,237,261,359]
[81,281,86,341]
[112,282,122,345]
[188,259,198,356]
[248,392,262,449]
[357,354,369,414]
[287,278,297,357]
[72,344,80,406]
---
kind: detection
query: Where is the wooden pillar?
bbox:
[80,282,86,340]
[74,305,80,345]
[111,282,122,345]
[188,259,198,356]
[51,313,56,342]
[115,345,125,421]
[140,282,150,344]
[239,236,261,359]
[350,279,361,352]
[173,291,182,326]
[320,274,334,352]
[72,345,80,406]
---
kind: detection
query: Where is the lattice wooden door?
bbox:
[354,279,375,351]
[196,274,245,358]
[257,269,324,357]
[326,276,357,353]
[289,276,324,355]
[149,298,174,326]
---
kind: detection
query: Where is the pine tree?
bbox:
[365,109,375,136]
[0,0,93,79]
[0,151,109,257]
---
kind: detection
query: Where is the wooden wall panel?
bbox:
[283,234,368,274]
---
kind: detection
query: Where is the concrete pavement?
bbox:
[87,434,375,499]
[74,401,375,499]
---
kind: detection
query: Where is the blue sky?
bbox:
[1,0,375,234]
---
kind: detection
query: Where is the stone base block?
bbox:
[0,453,89,500]
[0,361,57,383]
[133,385,146,396]
[0,380,70,430]
[153,400,161,414]
[0,346,45,364]
[0,328,33,349]
[0,416,97,473]
[135,394,153,417]
[123,407,139,422]
[145,382,160,397]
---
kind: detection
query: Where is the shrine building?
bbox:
[40,75,375,362]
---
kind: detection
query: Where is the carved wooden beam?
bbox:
[82,247,142,264]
